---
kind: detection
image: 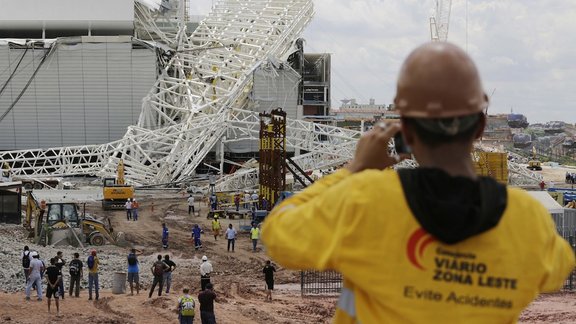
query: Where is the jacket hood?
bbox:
[398,168,507,244]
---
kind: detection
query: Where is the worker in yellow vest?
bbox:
[211,215,221,241]
[177,287,195,324]
[262,42,575,323]
[250,222,260,252]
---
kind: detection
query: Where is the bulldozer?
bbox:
[527,146,542,171]
[102,159,134,210]
[25,191,122,246]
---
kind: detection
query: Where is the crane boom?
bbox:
[430,0,453,41]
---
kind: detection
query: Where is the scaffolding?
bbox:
[259,108,287,209]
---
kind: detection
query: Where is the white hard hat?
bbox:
[202,255,208,261]
[31,251,38,257]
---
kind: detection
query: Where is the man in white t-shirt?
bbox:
[199,256,213,291]
[125,199,133,221]
[243,192,251,209]
[25,252,44,301]
[225,224,237,252]
[250,192,259,210]
[187,195,195,215]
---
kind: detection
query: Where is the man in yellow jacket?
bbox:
[262,42,575,323]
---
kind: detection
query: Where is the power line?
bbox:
[0,44,55,123]
[0,46,30,98]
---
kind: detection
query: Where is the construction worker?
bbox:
[200,255,213,291]
[192,224,203,250]
[262,42,575,323]
[211,215,221,240]
[162,223,169,249]
[125,198,132,221]
[250,222,260,252]
[132,199,139,221]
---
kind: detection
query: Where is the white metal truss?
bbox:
[430,0,452,41]
[1,0,315,186]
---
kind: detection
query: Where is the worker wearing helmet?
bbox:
[211,214,221,241]
[262,42,575,323]
[199,255,213,291]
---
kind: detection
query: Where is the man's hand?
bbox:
[346,122,406,173]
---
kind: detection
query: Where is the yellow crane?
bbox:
[102,159,134,210]
[527,146,542,171]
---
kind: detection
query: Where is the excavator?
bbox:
[25,191,121,246]
[527,146,543,171]
[102,159,134,210]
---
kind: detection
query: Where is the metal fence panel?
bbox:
[300,270,342,296]
[555,209,576,290]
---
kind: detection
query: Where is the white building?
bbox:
[333,98,397,121]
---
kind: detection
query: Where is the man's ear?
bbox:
[474,113,487,140]
[401,119,415,146]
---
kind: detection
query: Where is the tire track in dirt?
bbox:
[93,297,134,322]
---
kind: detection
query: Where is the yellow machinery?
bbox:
[25,191,119,246]
[102,159,134,210]
[1,162,10,181]
[473,151,509,184]
[527,147,542,171]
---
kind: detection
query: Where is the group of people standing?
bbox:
[21,234,275,323]
[175,256,276,324]
[125,198,140,221]
[21,247,100,316]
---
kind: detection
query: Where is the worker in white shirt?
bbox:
[187,195,195,215]
[200,255,213,291]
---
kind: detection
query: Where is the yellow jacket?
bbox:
[262,169,575,323]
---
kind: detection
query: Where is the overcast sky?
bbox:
[189,0,576,124]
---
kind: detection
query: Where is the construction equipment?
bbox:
[102,159,134,210]
[1,162,58,189]
[1,162,10,182]
[25,191,119,246]
[527,147,542,171]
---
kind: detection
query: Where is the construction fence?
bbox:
[552,208,576,290]
[300,270,342,296]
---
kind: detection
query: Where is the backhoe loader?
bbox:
[25,191,122,246]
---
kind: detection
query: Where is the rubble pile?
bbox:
[0,224,198,293]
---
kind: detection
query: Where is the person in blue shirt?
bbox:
[162,223,169,249]
[127,248,140,295]
[192,224,203,250]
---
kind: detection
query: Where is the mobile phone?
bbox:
[393,132,410,154]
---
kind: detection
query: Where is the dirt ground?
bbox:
[519,293,576,323]
[1,192,575,323]
[0,194,336,324]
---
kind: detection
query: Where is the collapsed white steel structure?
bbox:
[0,0,358,187]
[0,0,542,188]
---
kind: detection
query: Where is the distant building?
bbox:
[482,114,513,147]
[333,99,397,122]
[507,114,529,128]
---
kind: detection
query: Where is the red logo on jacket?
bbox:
[407,228,436,270]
